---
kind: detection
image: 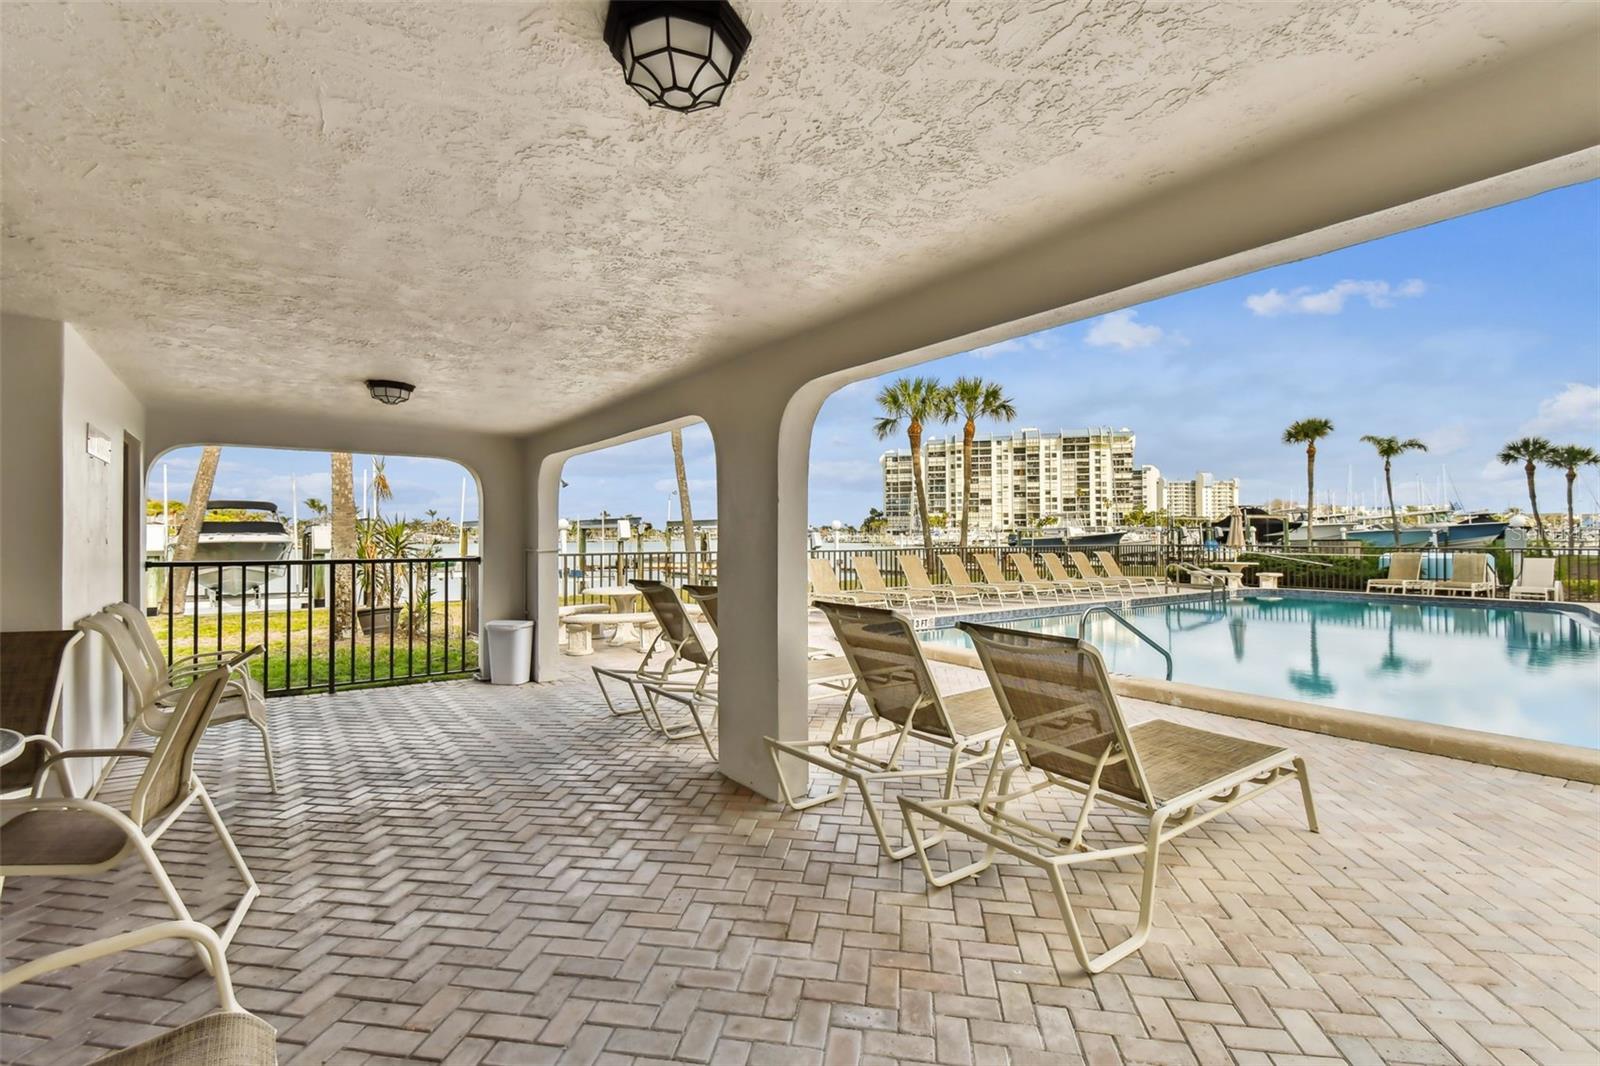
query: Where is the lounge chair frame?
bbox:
[593,581,718,742]
[1434,553,1498,597]
[765,602,1005,859]
[1041,553,1119,597]
[1509,556,1563,601]
[1009,553,1091,601]
[809,557,889,607]
[1367,552,1423,594]
[900,623,1316,973]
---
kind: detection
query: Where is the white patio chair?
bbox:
[592,580,718,737]
[901,622,1316,973]
[1509,557,1563,601]
[78,603,276,792]
[766,602,1007,860]
[0,920,277,1065]
[939,553,1026,603]
[0,657,261,965]
[1367,552,1423,594]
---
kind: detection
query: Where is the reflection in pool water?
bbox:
[923,596,1600,748]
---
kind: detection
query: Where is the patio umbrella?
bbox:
[1228,507,1247,549]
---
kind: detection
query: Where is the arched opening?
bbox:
[145,444,483,695]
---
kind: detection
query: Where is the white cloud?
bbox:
[970,333,1051,360]
[1245,278,1426,316]
[1085,309,1166,351]
[1522,382,1600,437]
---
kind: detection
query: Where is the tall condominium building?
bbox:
[1136,466,1241,519]
[880,427,1140,533]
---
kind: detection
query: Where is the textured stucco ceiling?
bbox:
[2,1,1592,434]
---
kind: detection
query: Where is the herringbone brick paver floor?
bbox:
[2,653,1597,1065]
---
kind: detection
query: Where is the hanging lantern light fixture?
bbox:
[603,1,751,113]
[365,380,415,406]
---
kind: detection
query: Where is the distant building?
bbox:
[881,427,1141,534]
[1137,466,1241,520]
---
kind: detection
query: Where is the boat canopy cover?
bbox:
[206,500,280,512]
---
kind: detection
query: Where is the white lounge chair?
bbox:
[1041,552,1111,595]
[78,603,276,792]
[1070,551,1140,592]
[1509,557,1563,601]
[901,623,1317,974]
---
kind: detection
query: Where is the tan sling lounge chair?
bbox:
[1435,553,1497,597]
[901,623,1316,973]
[1041,552,1109,595]
[899,554,985,606]
[940,553,1026,603]
[766,602,1007,859]
[1069,551,1138,592]
[0,920,277,1065]
[1,657,261,964]
[1367,552,1423,594]
[974,553,1055,600]
[636,584,857,758]
[1509,557,1563,601]
[854,555,939,611]
[809,557,889,606]
[593,580,718,733]
[1094,550,1162,591]
[1009,554,1089,601]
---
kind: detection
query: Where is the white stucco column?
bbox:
[702,385,822,800]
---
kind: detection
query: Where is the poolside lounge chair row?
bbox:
[810,550,1165,609]
[1367,552,1562,599]
[765,601,1317,974]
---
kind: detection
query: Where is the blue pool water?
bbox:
[922,595,1600,748]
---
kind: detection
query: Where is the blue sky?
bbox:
[156,180,1599,528]
[149,450,480,523]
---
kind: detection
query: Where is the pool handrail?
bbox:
[1080,604,1174,680]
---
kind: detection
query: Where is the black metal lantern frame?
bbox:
[366,380,415,406]
[604,1,751,113]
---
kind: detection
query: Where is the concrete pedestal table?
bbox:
[583,586,647,646]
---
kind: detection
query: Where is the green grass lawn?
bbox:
[151,604,478,695]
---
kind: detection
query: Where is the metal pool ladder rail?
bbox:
[1079,604,1174,680]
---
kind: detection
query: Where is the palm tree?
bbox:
[671,427,698,581]
[1282,418,1334,547]
[331,452,359,636]
[1359,435,1428,547]
[1497,437,1553,545]
[1544,444,1600,551]
[302,496,328,519]
[161,445,222,612]
[947,377,1016,552]
[874,376,953,564]
[371,456,394,520]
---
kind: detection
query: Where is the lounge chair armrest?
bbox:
[0,920,238,1009]
[33,748,152,795]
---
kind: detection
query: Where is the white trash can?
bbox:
[483,620,534,685]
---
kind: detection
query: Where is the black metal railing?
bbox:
[146,557,480,697]
[554,542,1599,602]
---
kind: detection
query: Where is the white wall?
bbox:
[0,315,147,790]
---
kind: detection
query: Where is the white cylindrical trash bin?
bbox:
[483,620,534,685]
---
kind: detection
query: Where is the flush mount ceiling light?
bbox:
[603,1,751,113]
[366,379,415,406]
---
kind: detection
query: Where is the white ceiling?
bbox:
[2,1,1592,434]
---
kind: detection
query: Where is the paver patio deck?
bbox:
[2,649,1597,1065]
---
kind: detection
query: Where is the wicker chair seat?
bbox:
[93,1010,277,1066]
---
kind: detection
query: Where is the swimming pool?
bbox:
[922,593,1600,749]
